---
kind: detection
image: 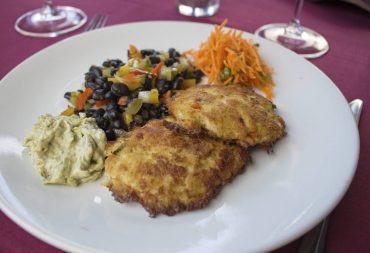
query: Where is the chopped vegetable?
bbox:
[107,77,120,83]
[123,111,133,125]
[188,19,274,100]
[128,44,142,59]
[116,65,130,77]
[95,100,108,107]
[151,62,164,77]
[76,88,93,111]
[121,73,141,91]
[130,68,148,75]
[102,68,112,78]
[138,89,159,104]
[126,98,143,115]
[60,106,75,116]
[63,46,203,141]
[68,91,81,106]
[159,66,173,81]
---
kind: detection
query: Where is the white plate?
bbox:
[0,21,359,253]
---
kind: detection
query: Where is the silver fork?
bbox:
[84,14,107,32]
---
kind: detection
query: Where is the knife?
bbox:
[297,98,363,253]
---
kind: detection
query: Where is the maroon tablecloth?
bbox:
[1,0,369,252]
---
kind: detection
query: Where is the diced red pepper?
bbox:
[95,100,108,107]
[76,88,93,111]
[151,62,164,77]
[130,69,148,75]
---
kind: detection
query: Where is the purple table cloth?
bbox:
[1,0,369,252]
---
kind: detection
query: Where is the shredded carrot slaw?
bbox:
[188,19,274,100]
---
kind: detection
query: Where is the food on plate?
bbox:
[23,114,106,186]
[104,119,249,217]
[187,19,274,100]
[62,46,204,141]
[166,84,286,148]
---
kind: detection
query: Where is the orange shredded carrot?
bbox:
[76,88,93,111]
[188,19,274,100]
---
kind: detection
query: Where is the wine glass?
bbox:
[15,0,87,38]
[255,0,329,58]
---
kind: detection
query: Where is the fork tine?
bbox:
[95,15,107,29]
[84,14,100,32]
[84,14,107,32]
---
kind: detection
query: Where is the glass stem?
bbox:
[286,0,305,36]
[41,0,57,17]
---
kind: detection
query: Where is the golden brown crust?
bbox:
[104,119,249,217]
[166,85,286,148]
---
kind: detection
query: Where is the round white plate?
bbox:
[0,21,359,253]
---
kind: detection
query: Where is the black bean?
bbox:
[149,55,160,65]
[163,82,172,92]
[90,66,102,77]
[143,74,152,91]
[173,77,183,90]
[140,49,155,57]
[134,115,144,125]
[165,58,175,67]
[92,89,106,101]
[107,110,120,120]
[93,108,105,118]
[149,108,160,119]
[111,83,130,96]
[64,92,71,100]
[85,109,96,118]
[159,104,168,113]
[96,117,109,130]
[128,91,139,102]
[102,60,111,67]
[168,48,176,58]
[111,60,123,68]
[113,128,126,137]
[105,128,116,141]
[105,91,117,100]
[194,69,204,82]
[141,109,149,121]
[155,79,167,94]
[84,72,95,82]
[111,68,118,76]
[95,77,105,86]
[112,118,125,129]
[101,81,111,91]
[142,103,152,110]
[106,101,118,111]
[85,81,99,90]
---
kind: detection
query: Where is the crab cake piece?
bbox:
[166,85,286,148]
[104,119,249,217]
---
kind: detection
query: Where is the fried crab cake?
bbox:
[104,119,249,217]
[166,85,286,148]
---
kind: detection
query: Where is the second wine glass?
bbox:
[15,0,87,38]
[255,0,329,59]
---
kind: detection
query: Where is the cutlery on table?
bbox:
[84,14,107,32]
[297,98,363,253]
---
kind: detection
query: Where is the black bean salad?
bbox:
[61,45,204,141]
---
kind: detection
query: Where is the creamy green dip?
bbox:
[24,113,107,186]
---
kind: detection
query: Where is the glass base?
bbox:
[255,23,329,59]
[15,6,87,38]
[176,0,220,17]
